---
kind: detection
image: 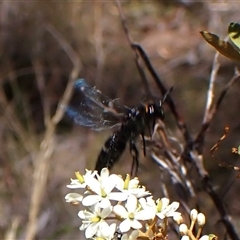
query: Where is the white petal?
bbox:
[170,202,179,211]
[66,184,84,189]
[114,176,124,190]
[80,222,90,231]
[91,203,101,215]
[86,177,101,194]
[161,197,170,209]
[135,209,155,220]
[100,206,112,218]
[103,181,116,194]
[84,169,97,177]
[99,198,111,208]
[162,202,180,217]
[119,219,131,232]
[96,221,108,237]
[108,173,121,183]
[103,174,120,193]
[129,188,150,198]
[126,195,137,213]
[130,219,142,229]
[100,168,110,179]
[113,205,128,218]
[78,210,86,219]
[78,210,94,219]
[98,222,116,239]
[121,231,139,240]
[65,193,83,203]
[109,192,128,201]
[146,196,155,206]
[109,223,117,237]
[66,179,85,188]
[82,195,102,206]
[121,234,128,240]
[128,178,139,189]
[85,222,99,238]
[129,230,139,240]
[138,197,146,207]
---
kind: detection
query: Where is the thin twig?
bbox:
[194,68,240,151]
[203,178,239,240]
[115,0,151,98]
[115,2,239,237]
[115,0,193,146]
[32,59,50,124]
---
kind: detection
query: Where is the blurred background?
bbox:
[0,1,240,239]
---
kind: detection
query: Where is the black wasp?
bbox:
[67,79,170,174]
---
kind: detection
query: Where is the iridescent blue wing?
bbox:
[67,79,129,131]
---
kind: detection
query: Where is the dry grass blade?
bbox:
[0,76,38,155]
[4,217,20,240]
[25,25,81,240]
[203,51,220,125]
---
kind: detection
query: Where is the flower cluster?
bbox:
[179,209,218,240]
[65,168,217,240]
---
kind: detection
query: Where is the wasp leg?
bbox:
[129,140,139,176]
[141,133,146,156]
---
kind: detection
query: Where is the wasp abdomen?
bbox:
[95,131,129,171]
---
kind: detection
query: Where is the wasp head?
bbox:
[146,101,164,120]
[155,100,164,119]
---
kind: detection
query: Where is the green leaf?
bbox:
[228,22,240,50]
[200,30,240,62]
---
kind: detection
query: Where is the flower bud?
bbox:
[173,214,183,224]
[199,235,209,240]
[179,224,188,235]
[190,209,198,221]
[197,213,206,226]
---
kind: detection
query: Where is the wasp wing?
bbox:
[67,79,129,131]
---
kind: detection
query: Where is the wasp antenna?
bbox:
[162,86,173,103]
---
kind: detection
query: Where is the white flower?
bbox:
[94,222,116,240]
[121,230,139,240]
[199,236,210,240]
[155,198,181,220]
[181,236,190,240]
[113,195,153,233]
[115,174,150,198]
[139,196,156,209]
[65,193,83,204]
[67,170,97,189]
[138,196,156,219]
[82,168,128,208]
[78,203,112,238]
